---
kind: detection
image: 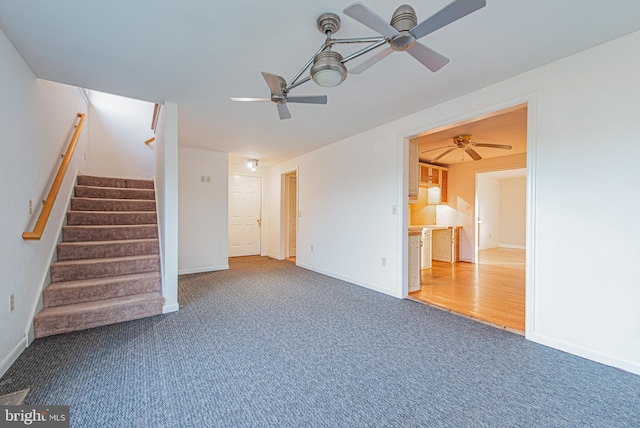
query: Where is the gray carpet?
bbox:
[1,256,638,427]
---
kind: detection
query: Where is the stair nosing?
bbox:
[67,210,157,214]
[45,272,162,289]
[63,224,158,229]
[58,238,159,247]
[71,197,156,203]
[37,292,163,315]
[52,254,160,267]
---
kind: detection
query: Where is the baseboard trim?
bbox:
[0,337,27,378]
[533,332,640,376]
[163,303,179,314]
[296,261,400,298]
[265,252,281,260]
[178,265,229,275]
[499,244,526,250]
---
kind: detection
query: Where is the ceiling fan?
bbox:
[230,72,327,120]
[422,134,512,162]
[343,0,486,74]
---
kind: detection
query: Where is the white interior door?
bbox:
[287,174,297,257]
[228,175,261,257]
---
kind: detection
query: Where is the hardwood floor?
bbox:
[409,248,525,333]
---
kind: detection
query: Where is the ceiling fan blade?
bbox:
[421,145,456,154]
[411,0,487,40]
[350,47,394,74]
[465,147,482,161]
[286,95,328,104]
[343,2,400,38]
[261,71,284,96]
[276,104,291,120]
[407,42,450,72]
[431,148,456,162]
[473,143,513,150]
[229,97,271,102]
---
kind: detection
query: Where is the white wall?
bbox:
[0,28,88,376]
[84,91,155,179]
[477,175,501,250]
[178,147,229,274]
[500,177,526,249]
[267,30,640,374]
[154,103,179,313]
[266,129,403,297]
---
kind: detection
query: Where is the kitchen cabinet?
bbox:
[419,162,448,203]
[432,226,461,263]
[408,228,422,292]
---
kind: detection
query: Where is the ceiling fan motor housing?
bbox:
[454,134,472,147]
[317,13,341,35]
[270,76,288,104]
[390,5,417,51]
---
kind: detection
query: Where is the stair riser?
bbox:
[74,186,155,200]
[43,276,162,308]
[57,240,159,261]
[34,295,164,338]
[67,212,157,225]
[62,225,158,242]
[51,257,160,283]
[77,176,154,190]
[71,198,156,212]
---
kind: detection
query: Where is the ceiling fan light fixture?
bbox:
[311,51,347,87]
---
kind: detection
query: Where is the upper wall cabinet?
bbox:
[419,162,448,203]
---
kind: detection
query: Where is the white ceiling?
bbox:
[2,1,640,166]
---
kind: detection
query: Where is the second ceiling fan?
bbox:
[422,134,512,163]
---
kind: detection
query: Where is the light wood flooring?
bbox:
[409,248,525,333]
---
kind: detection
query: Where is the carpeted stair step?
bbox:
[50,254,160,283]
[71,197,156,212]
[57,238,159,261]
[77,175,154,190]
[74,185,155,200]
[62,224,158,242]
[34,292,164,338]
[43,272,162,307]
[67,211,157,225]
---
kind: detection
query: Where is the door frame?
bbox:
[474,168,527,264]
[401,94,537,339]
[280,168,299,261]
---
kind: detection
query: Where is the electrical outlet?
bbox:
[28,200,32,215]
[391,205,397,215]
[10,294,14,312]
[381,257,387,267]
[310,245,314,252]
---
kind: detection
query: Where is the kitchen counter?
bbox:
[410,224,454,230]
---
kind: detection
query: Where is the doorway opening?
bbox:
[283,170,297,263]
[407,103,528,333]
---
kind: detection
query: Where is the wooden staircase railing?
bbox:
[23,113,87,240]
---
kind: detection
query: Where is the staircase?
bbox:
[34,175,164,338]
